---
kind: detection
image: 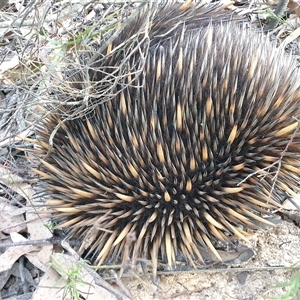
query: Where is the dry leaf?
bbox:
[0,201,26,234]
[288,0,300,15]
[0,165,53,270]
[0,242,38,273]
[11,230,52,273]
[31,267,70,300]
[26,192,53,270]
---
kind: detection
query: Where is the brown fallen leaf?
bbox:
[288,0,300,15]
[0,242,39,273]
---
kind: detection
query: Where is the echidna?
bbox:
[30,1,300,278]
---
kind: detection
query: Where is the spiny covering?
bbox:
[31,2,300,276]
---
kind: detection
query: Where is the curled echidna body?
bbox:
[31,2,300,276]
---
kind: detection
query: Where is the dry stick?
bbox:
[0,237,81,249]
